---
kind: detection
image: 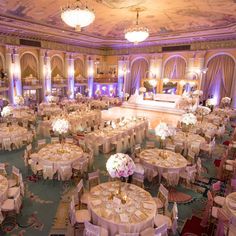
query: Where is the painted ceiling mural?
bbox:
[0,0,236,48]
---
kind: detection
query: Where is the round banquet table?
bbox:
[225,192,236,218]
[192,121,217,135]
[0,125,29,149]
[30,143,84,171]
[0,175,8,204]
[88,182,156,236]
[139,148,188,182]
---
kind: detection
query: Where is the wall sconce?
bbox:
[189,81,196,87]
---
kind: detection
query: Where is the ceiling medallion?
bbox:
[124,8,149,44]
[61,0,95,31]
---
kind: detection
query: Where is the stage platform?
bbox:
[122,99,185,115]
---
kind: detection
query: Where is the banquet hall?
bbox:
[0,0,236,235]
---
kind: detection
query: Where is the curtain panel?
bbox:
[51,56,63,77]
[20,53,37,78]
[163,57,186,80]
[204,55,235,105]
[126,59,148,94]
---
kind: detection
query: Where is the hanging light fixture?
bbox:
[124,8,149,44]
[61,0,95,31]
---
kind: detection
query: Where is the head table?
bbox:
[140,148,188,182]
[88,182,156,236]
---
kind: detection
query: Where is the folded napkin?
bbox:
[120,213,129,223]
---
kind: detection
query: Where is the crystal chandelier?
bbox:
[61,0,95,31]
[124,9,149,44]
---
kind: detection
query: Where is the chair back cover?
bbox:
[154,223,168,236]
[84,221,100,236]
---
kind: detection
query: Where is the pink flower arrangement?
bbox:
[106,153,135,178]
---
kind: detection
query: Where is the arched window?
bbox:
[51,56,64,78]
[20,53,38,78]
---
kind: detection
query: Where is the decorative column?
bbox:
[196,51,206,90]
[86,56,94,97]
[44,52,51,98]
[65,54,75,99]
[5,46,14,103]
[118,58,125,97]
[5,46,22,104]
[122,57,130,94]
[39,50,47,101]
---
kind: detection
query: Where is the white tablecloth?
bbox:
[88,182,156,236]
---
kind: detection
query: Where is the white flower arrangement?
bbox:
[106,153,135,178]
[139,87,146,93]
[206,98,216,107]
[75,93,83,99]
[221,97,231,105]
[14,96,24,106]
[155,122,174,140]
[193,90,203,96]
[196,105,211,116]
[181,113,197,126]
[109,88,114,95]
[124,93,129,98]
[1,106,13,117]
[47,95,57,103]
[52,118,70,135]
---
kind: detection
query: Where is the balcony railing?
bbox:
[22,78,41,87]
[94,74,118,83]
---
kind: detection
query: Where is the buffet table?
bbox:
[88,182,156,236]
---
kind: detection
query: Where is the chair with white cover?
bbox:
[123,135,130,152]
[171,202,178,234]
[30,159,43,178]
[140,223,168,236]
[84,221,108,236]
[65,137,74,144]
[174,140,184,154]
[8,166,20,188]
[88,170,100,190]
[180,165,197,187]
[0,162,7,176]
[165,143,175,152]
[162,169,180,187]
[132,172,144,188]
[146,141,156,149]
[153,184,169,214]
[41,161,55,180]
[187,149,196,164]
[69,196,91,236]
[215,207,236,236]
[72,156,89,178]
[200,138,215,158]
[37,139,47,150]
[190,142,201,156]
[77,179,90,208]
[196,158,202,177]
[57,164,72,181]
[1,191,22,215]
[51,137,59,144]
[2,137,11,151]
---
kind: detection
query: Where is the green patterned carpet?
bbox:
[0,123,233,236]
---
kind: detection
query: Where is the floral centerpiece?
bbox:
[75,93,83,99]
[14,96,24,106]
[106,153,135,179]
[193,90,203,97]
[196,105,211,122]
[139,87,146,94]
[52,118,70,144]
[109,88,114,96]
[47,95,58,103]
[1,106,13,117]
[206,98,216,109]
[180,113,197,134]
[155,122,175,149]
[221,97,231,107]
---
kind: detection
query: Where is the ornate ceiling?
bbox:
[0,0,236,49]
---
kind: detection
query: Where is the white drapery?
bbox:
[51,56,64,77]
[126,58,148,94]
[163,56,186,80]
[20,53,38,78]
[74,59,84,77]
[204,55,235,105]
